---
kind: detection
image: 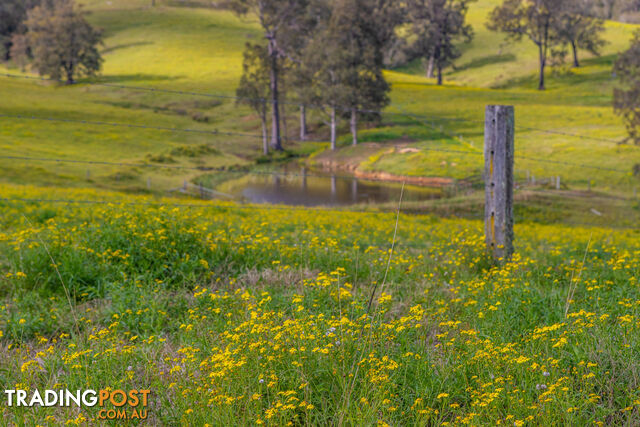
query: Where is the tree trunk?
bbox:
[330,107,337,151]
[282,104,288,145]
[571,40,580,68]
[268,39,282,151]
[437,62,443,86]
[260,105,268,156]
[606,0,615,19]
[300,105,307,141]
[538,44,546,91]
[426,54,435,79]
[65,66,74,85]
[350,107,358,146]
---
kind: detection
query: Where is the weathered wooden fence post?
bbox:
[485,105,515,261]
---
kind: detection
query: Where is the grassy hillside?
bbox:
[0,0,262,191]
[1,184,640,424]
[324,0,640,195]
[2,3,640,423]
[1,0,639,199]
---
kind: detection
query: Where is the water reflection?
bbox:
[218,164,443,207]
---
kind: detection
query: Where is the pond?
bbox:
[213,164,445,207]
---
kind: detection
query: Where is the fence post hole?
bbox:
[485,105,515,261]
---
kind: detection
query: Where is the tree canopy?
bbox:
[237,42,272,155]
[0,0,40,60]
[229,0,310,151]
[487,0,564,90]
[614,30,640,145]
[23,0,102,84]
[405,0,475,85]
[553,0,606,68]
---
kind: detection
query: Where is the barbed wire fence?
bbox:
[1,73,639,239]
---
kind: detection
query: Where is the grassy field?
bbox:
[0,0,639,199]
[0,0,260,191]
[324,9,640,194]
[2,4,640,423]
[1,183,640,424]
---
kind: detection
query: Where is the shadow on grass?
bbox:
[80,74,184,84]
[165,0,228,8]
[452,53,517,73]
[491,60,617,105]
[102,41,154,55]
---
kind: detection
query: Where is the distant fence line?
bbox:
[2,74,639,246]
[1,72,632,147]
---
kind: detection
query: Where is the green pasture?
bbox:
[0,0,638,198]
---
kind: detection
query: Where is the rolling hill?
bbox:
[0,0,639,196]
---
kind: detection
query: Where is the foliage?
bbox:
[229,0,310,151]
[487,0,564,90]
[23,0,103,83]
[301,0,394,147]
[236,42,271,155]
[405,0,476,85]
[0,0,40,60]
[553,0,607,68]
[614,30,640,144]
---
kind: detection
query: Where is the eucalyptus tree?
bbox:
[405,0,475,85]
[23,0,102,84]
[236,43,271,155]
[302,0,393,148]
[230,0,310,151]
[487,0,563,90]
[614,30,640,145]
[0,0,40,60]
[554,0,606,68]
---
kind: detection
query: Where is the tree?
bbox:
[229,0,309,151]
[302,24,345,150]
[613,30,640,145]
[287,0,332,142]
[24,0,102,84]
[333,0,391,146]
[301,0,393,149]
[236,43,271,155]
[9,33,29,70]
[554,0,606,68]
[591,0,640,19]
[406,0,475,85]
[487,0,563,90]
[597,0,618,18]
[0,0,40,60]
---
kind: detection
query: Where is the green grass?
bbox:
[2,2,640,425]
[329,0,640,195]
[0,0,263,191]
[0,0,639,199]
[1,183,640,425]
